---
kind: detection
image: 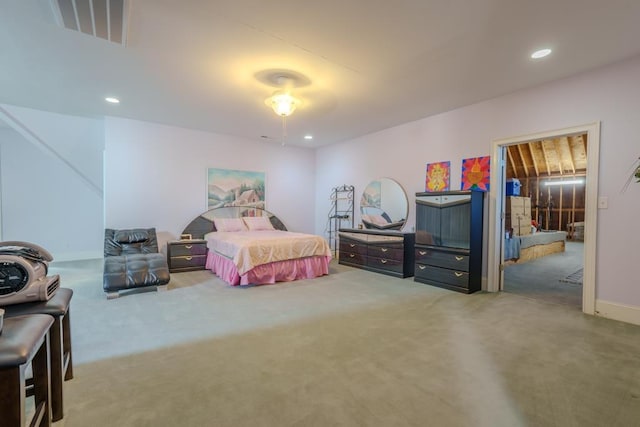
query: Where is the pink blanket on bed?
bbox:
[206,251,331,286]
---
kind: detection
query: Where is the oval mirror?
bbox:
[360,178,408,230]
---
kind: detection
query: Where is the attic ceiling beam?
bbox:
[507,145,518,177]
[541,140,552,175]
[517,143,529,177]
[554,138,564,175]
[529,142,540,177]
[566,136,577,174]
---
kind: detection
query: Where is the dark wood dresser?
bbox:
[414,190,484,293]
[338,229,415,278]
[167,239,208,272]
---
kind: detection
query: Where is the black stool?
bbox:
[3,288,73,422]
[0,314,54,427]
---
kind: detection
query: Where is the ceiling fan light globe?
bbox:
[267,92,299,117]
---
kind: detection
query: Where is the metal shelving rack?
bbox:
[327,184,355,256]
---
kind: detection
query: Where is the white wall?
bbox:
[104,118,317,250]
[316,55,640,311]
[2,55,639,320]
[0,107,104,261]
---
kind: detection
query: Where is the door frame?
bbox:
[486,122,600,315]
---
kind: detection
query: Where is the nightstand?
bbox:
[167,239,207,272]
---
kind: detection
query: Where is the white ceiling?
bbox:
[2,0,640,148]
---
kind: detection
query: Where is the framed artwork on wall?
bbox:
[425,161,450,192]
[461,156,490,191]
[207,168,265,209]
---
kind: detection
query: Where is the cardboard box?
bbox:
[505,196,532,234]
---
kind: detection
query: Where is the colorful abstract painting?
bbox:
[461,156,490,191]
[425,161,450,192]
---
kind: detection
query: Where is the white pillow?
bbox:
[243,216,275,231]
[214,218,247,232]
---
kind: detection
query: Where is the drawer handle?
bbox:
[419,251,427,255]
[380,259,387,264]
[185,256,192,261]
[381,248,388,252]
[349,243,356,247]
[349,254,355,258]
[455,256,464,261]
[418,265,426,270]
[454,272,463,277]
[185,245,193,249]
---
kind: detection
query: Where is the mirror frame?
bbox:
[359,177,409,231]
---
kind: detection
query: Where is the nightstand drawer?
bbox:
[170,255,207,270]
[167,240,208,272]
[169,241,207,257]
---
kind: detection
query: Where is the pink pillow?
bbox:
[369,215,389,226]
[243,216,275,231]
[214,218,247,232]
[362,214,388,226]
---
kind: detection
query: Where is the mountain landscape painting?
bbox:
[207,168,265,209]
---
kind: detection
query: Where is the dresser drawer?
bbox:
[338,230,414,278]
[367,245,404,261]
[339,240,367,256]
[415,264,469,288]
[339,251,367,267]
[367,256,404,274]
[415,247,469,271]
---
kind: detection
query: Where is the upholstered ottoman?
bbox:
[103,253,170,298]
[3,288,74,421]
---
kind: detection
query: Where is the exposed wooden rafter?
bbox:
[505,133,587,180]
[516,143,529,177]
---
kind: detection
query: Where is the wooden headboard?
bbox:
[182,206,287,239]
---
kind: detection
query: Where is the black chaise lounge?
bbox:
[102,228,170,299]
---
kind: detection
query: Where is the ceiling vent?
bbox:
[50,0,130,46]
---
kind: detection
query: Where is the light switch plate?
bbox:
[598,196,608,209]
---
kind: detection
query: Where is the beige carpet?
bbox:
[50,259,640,426]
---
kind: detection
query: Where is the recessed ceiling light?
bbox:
[304,135,313,140]
[105,97,120,104]
[531,48,552,59]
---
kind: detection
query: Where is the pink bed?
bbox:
[205,252,331,286]
[181,206,332,286]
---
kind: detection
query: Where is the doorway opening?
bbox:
[487,123,600,315]
[501,135,586,308]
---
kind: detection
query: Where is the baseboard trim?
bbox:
[53,251,103,262]
[594,300,640,326]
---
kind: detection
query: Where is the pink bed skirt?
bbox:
[205,251,331,286]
